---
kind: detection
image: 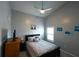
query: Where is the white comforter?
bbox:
[26,40,58,57]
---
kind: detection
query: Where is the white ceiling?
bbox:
[10,1,66,18]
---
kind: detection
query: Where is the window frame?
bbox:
[47,27,54,42]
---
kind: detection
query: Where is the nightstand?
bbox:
[5,38,21,57]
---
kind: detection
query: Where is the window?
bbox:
[47,27,54,42]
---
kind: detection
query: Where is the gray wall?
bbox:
[0,1,11,56]
[45,2,79,56]
[11,10,44,40]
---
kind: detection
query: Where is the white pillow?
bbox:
[28,37,34,42]
[33,37,40,42]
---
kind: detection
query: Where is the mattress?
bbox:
[26,40,58,57]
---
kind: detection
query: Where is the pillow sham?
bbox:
[33,37,40,42]
[28,37,34,42]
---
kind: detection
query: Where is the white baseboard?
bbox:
[60,49,77,57]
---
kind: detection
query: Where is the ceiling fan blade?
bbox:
[34,6,42,11]
[45,8,52,11]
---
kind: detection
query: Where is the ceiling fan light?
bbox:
[39,10,45,14]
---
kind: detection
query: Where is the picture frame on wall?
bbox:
[74,26,79,32]
[31,25,36,30]
[57,27,63,31]
[65,31,71,35]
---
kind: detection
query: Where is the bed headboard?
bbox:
[25,34,40,41]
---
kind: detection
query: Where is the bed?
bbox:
[25,34,60,57]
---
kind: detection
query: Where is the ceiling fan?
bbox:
[34,1,52,14]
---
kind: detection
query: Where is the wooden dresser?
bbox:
[5,38,21,57]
